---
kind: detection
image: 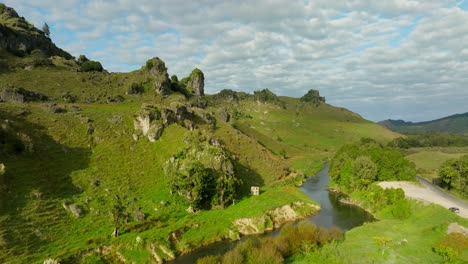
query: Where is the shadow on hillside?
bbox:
[234,161,265,197]
[0,109,91,257]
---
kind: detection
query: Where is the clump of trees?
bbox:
[164,139,242,211]
[329,138,415,217]
[77,55,103,72]
[330,138,416,191]
[197,221,342,264]
[437,155,467,198]
[388,133,468,149]
[300,89,325,106]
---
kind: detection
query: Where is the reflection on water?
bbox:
[171,164,374,263]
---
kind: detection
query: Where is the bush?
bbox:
[80,61,103,72]
[300,89,325,105]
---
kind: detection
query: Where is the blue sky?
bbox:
[3,0,468,122]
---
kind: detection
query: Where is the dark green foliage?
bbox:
[0,3,5,13]
[300,89,325,106]
[253,89,278,102]
[389,133,468,148]
[80,61,103,72]
[170,75,179,91]
[78,55,89,64]
[437,155,467,198]
[165,143,241,210]
[145,59,153,70]
[330,138,416,191]
[199,221,342,263]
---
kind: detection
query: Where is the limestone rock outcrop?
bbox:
[146,57,171,96]
[134,104,196,142]
[186,68,205,96]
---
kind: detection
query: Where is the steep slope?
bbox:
[0,3,71,59]
[379,112,468,134]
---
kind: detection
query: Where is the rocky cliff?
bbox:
[0,4,71,58]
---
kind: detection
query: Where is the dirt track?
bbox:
[379,176,468,219]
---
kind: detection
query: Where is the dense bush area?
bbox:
[197,221,342,264]
[164,140,242,210]
[329,138,415,217]
[389,134,468,148]
[330,138,416,191]
[80,60,103,72]
[437,155,468,198]
[300,89,325,105]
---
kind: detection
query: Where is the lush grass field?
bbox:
[294,201,468,264]
[406,147,468,179]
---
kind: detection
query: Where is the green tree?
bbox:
[42,22,50,37]
[351,156,377,187]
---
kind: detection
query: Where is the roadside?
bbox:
[379,176,468,219]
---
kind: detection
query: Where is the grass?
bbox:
[294,201,468,263]
[406,148,468,179]
[0,56,401,263]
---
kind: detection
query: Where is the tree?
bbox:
[351,156,377,188]
[42,23,50,37]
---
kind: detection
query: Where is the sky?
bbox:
[4,0,468,122]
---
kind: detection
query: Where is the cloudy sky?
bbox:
[4,0,468,122]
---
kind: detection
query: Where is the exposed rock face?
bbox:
[232,201,320,235]
[147,57,171,96]
[134,104,197,142]
[0,5,72,58]
[300,89,326,106]
[67,204,85,218]
[0,86,48,103]
[219,108,231,122]
[187,68,204,96]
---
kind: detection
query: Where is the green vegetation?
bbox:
[330,138,415,191]
[80,60,104,72]
[389,133,468,148]
[198,221,342,264]
[0,5,422,263]
[42,22,50,37]
[437,155,468,199]
[406,148,467,179]
[300,89,325,106]
[295,202,468,263]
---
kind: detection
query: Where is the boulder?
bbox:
[0,86,48,103]
[186,68,204,96]
[68,204,84,218]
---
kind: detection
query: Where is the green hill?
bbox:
[379,112,468,135]
[0,4,400,263]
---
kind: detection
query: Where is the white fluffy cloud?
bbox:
[4,0,468,121]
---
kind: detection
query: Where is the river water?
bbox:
[171,164,374,263]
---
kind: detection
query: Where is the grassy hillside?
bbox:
[0,4,404,262]
[380,112,468,135]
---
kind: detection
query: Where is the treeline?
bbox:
[437,155,468,199]
[388,133,468,149]
[329,138,416,217]
[197,221,342,264]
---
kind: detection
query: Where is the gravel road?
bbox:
[379,176,468,219]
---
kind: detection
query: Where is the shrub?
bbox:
[80,61,103,72]
[301,89,325,105]
[145,59,153,70]
[127,83,144,94]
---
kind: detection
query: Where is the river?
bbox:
[171,164,374,263]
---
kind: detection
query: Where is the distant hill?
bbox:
[379,112,468,134]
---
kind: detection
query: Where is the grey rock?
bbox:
[147,123,164,142]
[187,68,204,96]
[147,57,171,96]
[68,204,84,218]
